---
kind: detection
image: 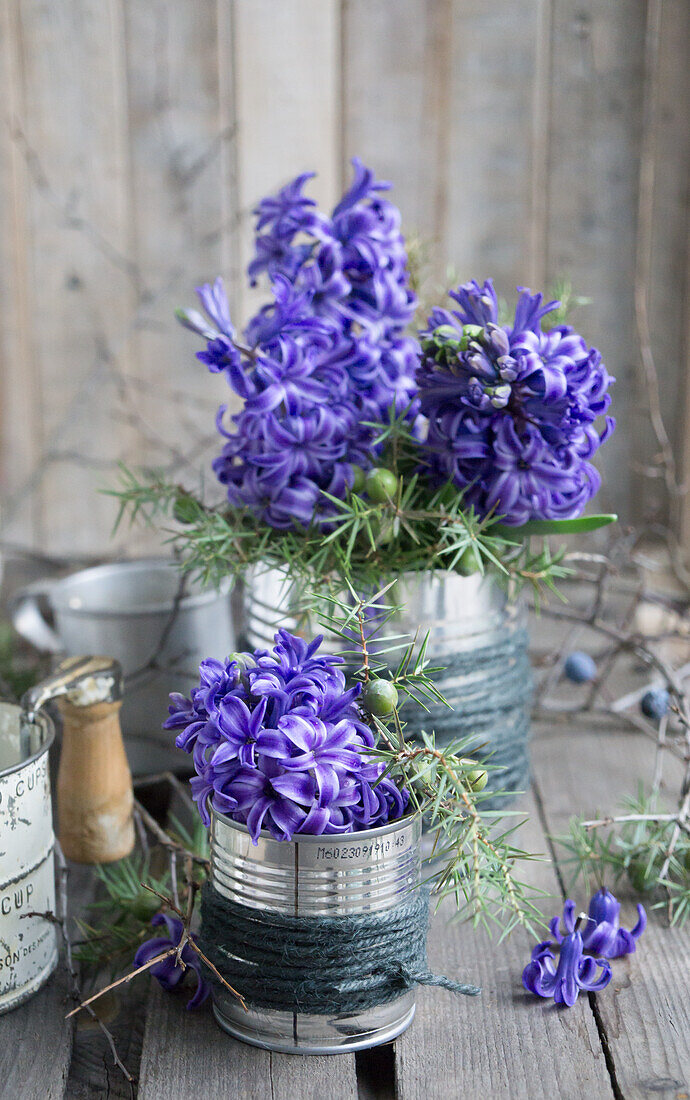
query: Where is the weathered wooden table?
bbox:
[2,714,688,1100]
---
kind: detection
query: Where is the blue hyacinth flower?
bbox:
[134,913,210,1010]
[546,890,646,960]
[523,920,611,1007]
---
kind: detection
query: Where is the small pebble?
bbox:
[564,651,597,684]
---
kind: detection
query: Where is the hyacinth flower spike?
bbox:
[548,890,646,960]
[523,915,612,1007]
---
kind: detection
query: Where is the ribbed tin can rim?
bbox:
[211,807,421,845]
[0,703,55,781]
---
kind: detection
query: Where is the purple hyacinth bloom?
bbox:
[229,756,317,841]
[276,715,364,801]
[167,630,408,843]
[178,160,420,531]
[549,892,646,960]
[164,657,246,769]
[253,171,316,231]
[351,760,410,828]
[417,279,615,525]
[523,922,611,1006]
[176,277,243,376]
[210,695,285,768]
[134,913,210,1010]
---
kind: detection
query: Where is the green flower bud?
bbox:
[226,651,253,672]
[433,324,462,345]
[463,323,484,340]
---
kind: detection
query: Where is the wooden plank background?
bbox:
[1,0,689,556]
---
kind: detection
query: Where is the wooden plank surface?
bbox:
[232,0,340,323]
[137,984,358,1100]
[0,1,42,546]
[545,0,647,521]
[0,721,687,1097]
[342,0,452,265]
[394,791,613,1100]
[121,0,234,494]
[1,0,689,550]
[0,966,73,1100]
[0,862,94,1100]
[446,1,548,296]
[1,0,136,555]
[66,970,146,1098]
[533,723,690,1100]
[652,0,690,534]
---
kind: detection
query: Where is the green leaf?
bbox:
[493,514,618,537]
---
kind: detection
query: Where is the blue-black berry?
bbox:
[564,651,597,684]
[640,688,669,721]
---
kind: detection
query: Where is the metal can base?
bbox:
[212,993,416,1055]
[0,947,59,1016]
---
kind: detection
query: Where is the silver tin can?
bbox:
[0,703,58,1014]
[242,567,531,804]
[243,565,522,651]
[209,810,421,1054]
[11,559,236,775]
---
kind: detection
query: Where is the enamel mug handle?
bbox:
[10,580,64,653]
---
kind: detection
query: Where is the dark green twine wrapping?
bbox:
[198,882,480,1014]
[401,628,533,807]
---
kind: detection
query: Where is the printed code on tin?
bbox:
[315,833,411,861]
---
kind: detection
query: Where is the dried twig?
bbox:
[133,797,209,868]
[65,949,179,1019]
[534,536,690,917]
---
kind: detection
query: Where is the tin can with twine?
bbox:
[243,567,532,805]
[198,809,479,1054]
